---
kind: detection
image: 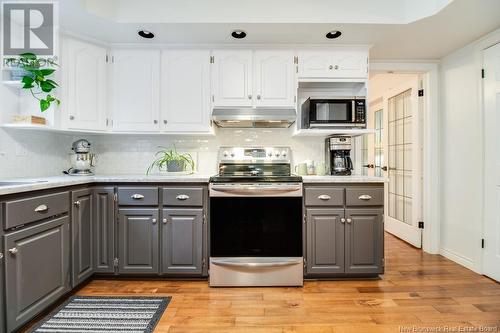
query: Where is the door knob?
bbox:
[363,164,375,169]
[163,218,168,224]
[334,65,339,70]
[74,200,81,207]
[346,218,352,224]
[152,218,157,224]
[0,252,3,260]
[8,247,18,255]
[257,94,261,100]
[248,94,252,99]
[69,115,75,120]
[163,120,168,124]
[329,65,333,70]
[340,218,346,224]
[381,166,388,171]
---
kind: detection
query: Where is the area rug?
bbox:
[29,296,171,333]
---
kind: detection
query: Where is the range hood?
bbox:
[212,108,296,128]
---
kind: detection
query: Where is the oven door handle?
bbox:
[210,185,302,196]
[211,258,303,268]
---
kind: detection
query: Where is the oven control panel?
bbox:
[219,147,291,163]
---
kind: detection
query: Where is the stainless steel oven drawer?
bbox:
[304,187,344,206]
[118,187,158,206]
[163,187,204,207]
[346,187,384,206]
[3,192,69,230]
[209,257,303,287]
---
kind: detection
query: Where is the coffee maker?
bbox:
[66,139,97,176]
[325,137,353,176]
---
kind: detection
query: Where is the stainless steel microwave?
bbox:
[301,98,366,128]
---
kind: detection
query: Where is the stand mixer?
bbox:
[65,139,97,176]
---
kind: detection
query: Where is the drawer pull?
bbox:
[131,194,145,200]
[34,204,48,213]
[176,194,190,201]
[340,218,346,224]
[346,218,352,224]
[358,195,372,201]
[8,247,18,255]
[318,194,331,201]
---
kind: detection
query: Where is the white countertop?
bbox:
[0,174,387,196]
[0,174,213,196]
[301,175,388,183]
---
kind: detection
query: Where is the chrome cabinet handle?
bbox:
[0,252,3,260]
[248,94,252,99]
[318,194,331,201]
[74,200,81,207]
[176,194,190,201]
[346,218,352,224]
[152,218,157,224]
[359,195,372,201]
[340,218,346,224]
[8,247,18,255]
[34,204,48,213]
[163,218,168,224]
[131,194,144,200]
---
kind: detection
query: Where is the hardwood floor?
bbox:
[31,233,500,332]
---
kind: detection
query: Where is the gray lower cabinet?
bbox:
[345,208,384,274]
[162,208,203,275]
[4,216,70,332]
[118,208,159,274]
[305,208,345,275]
[0,228,5,333]
[71,189,94,287]
[93,188,115,273]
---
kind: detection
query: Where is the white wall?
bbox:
[439,28,500,273]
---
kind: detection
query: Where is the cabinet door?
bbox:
[332,51,368,78]
[297,51,333,78]
[93,187,115,273]
[65,38,107,131]
[306,208,345,275]
[5,217,70,332]
[0,230,5,333]
[161,50,211,132]
[254,50,296,108]
[118,208,159,274]
[112,50,160,132]
[162,208,203,275]
[345,208,384,274]
[212,50,253,107]
[72,189,94,286]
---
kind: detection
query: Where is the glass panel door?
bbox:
[374,110,384,177]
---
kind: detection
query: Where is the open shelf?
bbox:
[292,128,375,137]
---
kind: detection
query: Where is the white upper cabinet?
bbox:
[112,49,160,132]
[63,38,107,131]
[298,50,368,79]
[254,50,295,108]
[161,50,211,133]
[212,50,253,107]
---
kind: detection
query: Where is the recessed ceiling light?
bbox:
[138,30,155,39]
[325,30,342,39]
[231,30,247,39]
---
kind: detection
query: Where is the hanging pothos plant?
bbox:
[10,53,61,112]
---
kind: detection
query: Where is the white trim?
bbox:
[386,219,422,248]
[370,61,440,254]
[440,248,478,273]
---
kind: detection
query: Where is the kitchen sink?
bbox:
[0,180,48,186]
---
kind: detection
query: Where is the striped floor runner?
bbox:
[29,296,171,333]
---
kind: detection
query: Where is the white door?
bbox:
[297,51,332,78]
[332,51,368,78]
[212,50,253,107]
[161,50,211,133]
[254,50,296,108]
[384,78,423,248]
[64,39,107,131]
[112,50,160,132]
[483,42,500,282]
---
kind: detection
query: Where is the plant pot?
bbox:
[166,160,186,172]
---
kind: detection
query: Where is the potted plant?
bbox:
[147,146,195,175]
[6,53,60,112]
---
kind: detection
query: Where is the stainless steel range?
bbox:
[209,147,303,287]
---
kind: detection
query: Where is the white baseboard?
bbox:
[439,247,480,273]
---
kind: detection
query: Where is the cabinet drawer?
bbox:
[118,187,158,206]
[3,192,69,230]
[305,187,344,206]
[346,188,384,206]
[163,187,204,207]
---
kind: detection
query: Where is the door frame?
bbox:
[370,61,439,254]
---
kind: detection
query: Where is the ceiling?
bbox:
[59,0,500,60]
